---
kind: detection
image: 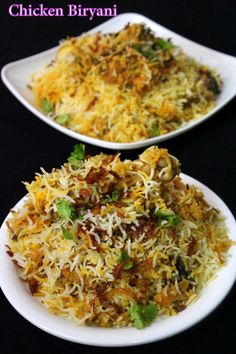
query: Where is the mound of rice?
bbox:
[31,23,222,143]
[6,146,232,328]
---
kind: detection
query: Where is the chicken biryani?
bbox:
[6,145,232,328]
[30,23,222,143]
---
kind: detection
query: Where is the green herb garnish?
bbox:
[166,214,179,228]
[123,260,134,270]
[42,98,53,113]
[154,210,179,228]
[150,126,158,137]
[132,44,158,63]
[119,251,134,270]
[56,200,77,220]
[119,251,129,262]
[55,113,69,125]
[129,303,157,329]
[68,144,85,166]
[103,189,121,203]
[61,225,73,240]
[154,38,172,50]
[78,214,84,221]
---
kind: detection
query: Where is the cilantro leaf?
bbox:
[129,303,157,329]
[130,309,144,329]
[123,260,134,270]
[129,304,143,329]
[154,38,172,50]
[68,144,85,166]
[42,98,53,113]
[56,200,77,220]
[142,303,157,323]
[103,189,121,203]
[61,225,73,240]
[150,126,159,137]
[166,214,179,228]
[78,214,84,221]
[154,210,179,228]
[119,251,134,270]
[141,49,158,63]
[132,44,158,63]
[55,113,69,125]
[119,251,129,262]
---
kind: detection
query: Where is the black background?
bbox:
[1,1,236,353]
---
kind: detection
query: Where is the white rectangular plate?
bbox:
[2,12,236,150]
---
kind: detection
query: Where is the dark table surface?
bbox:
[1,1,236,353]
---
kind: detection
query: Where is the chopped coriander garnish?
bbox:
[154,210,179,228]
[103,189,121,203]
[68,144,85,166]
[61,225,73,240]
[78,214,84,221]
[119,251,129,262]
[55,113,69,125]
[123,260,134,270]
[129,303,157,329]
[119,251,134,270]
[150,126,158,137]
[42,98,53,113]
[141,49,159,63]
[112,189,120,201]
[154,38,172,50]
[132,44,158,63]
[166,214,179,228]
[56,200,77,220]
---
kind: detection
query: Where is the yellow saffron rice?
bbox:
[6,146,232,328]
[31,23,222,143]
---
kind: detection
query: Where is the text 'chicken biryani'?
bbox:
[31,23,222,143]
[6,146,232,328]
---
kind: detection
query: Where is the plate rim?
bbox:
[0,172,236,346]
[1,12,236,150]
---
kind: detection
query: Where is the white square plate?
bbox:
[2,12,236,150]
